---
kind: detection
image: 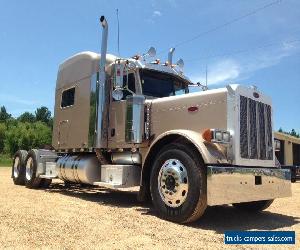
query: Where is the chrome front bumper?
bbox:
[207,166,292,206]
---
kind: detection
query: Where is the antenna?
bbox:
[205,64,208,89]
[116,9,120,56]
[196,65,208,91]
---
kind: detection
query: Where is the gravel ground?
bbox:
[0,167,299,249]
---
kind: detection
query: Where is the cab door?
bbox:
[108,71,137,148]
[54,86,76,149]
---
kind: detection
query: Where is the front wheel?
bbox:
[233,200,274,212]
[150,143,207,223]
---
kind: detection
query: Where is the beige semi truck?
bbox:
[11,16,291,223]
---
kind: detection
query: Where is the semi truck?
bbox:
[11,16,291,223]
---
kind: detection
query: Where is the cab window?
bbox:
[140,70,188,98]
[123,73,136,98]
[61,87,75,108]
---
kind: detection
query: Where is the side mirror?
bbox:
[112,88,124,101]
[112,62,125,101]
[114,63,125,89]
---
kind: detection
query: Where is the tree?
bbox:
[0,123,6,153]
[18,112,35,123]
[0,106,11,122]
[290,129,297,137]
[4,122,52,155]
[278,128,300,138]
[35,106,51,124]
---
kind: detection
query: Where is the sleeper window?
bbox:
[61,87,75,108]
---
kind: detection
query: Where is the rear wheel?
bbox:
[150,143,207,223]
[233,200,274,212]
[25,149,42,188]
[12,150,28,185]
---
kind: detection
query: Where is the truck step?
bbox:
[96,164,141,188]
[92,181,129,189]
[39,175,57,179]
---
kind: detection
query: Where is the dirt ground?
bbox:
[0,167,299,250]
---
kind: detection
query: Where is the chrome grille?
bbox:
[239,95,273,160]
[249,99,257,159]
[258,102,266,159]
[240,96,248,158]
[266,105,273,159]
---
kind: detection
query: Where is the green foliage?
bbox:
[48,117,54,129]
[35,106,51,125]
[0,154,11,166]
[278,128,300,138]
[290,129,298,137]
[18,112,35,123]
[0,106,11,122]
[0,106,53,158]
[4,122,52,156]
[0,123,6,152]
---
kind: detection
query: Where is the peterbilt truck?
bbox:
[11,16,291,223]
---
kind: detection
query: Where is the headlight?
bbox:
[222,132,230,143]
[215,131,223,141]
[202,129,231,144]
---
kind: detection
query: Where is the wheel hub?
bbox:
[158,159,188,208]
[13,156,20,178]
[25,157,33,181]
[165,175,176,190]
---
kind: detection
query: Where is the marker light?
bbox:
[202,129,212,142]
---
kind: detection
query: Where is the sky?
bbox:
[0,0,299,132]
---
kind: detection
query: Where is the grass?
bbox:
[0,154,12,167]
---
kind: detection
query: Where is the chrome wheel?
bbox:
[158,159,188,207]
[25,157,33,181]
[13,156,20,178]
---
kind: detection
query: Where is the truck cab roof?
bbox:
[56,51,191,91]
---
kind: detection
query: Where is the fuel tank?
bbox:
[56,154,101,184]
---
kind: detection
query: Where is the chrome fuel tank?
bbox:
[56,155,101,184]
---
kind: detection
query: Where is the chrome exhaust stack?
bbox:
[96,16,109,148]
[167,48,175,66]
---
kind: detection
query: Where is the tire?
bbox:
[80,183,92,188]
[12,150,28,185]
[25,149,42,188]
[40,178,52,188]
[150,143,207,223]
[291,168,296,183]
[233,200,274,212]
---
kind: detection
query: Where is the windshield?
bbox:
[140,69,189,98]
